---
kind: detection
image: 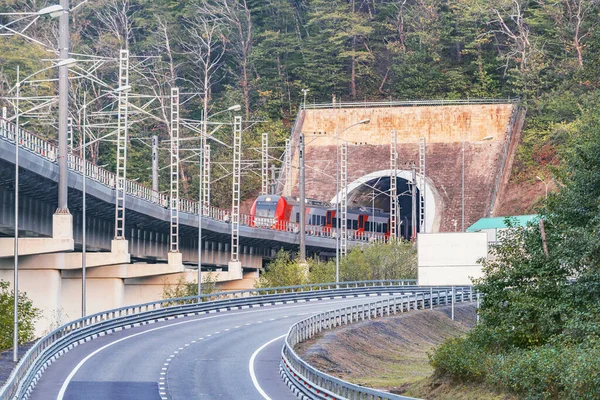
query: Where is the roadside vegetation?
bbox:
[430,108,600,399]
[161,273,219,303]
[0,280,41,351]
[256,240,417,288]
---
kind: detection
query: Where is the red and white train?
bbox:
[249,195,392,237]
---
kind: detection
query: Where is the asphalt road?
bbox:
[30,296,379,400]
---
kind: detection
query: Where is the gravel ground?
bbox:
[0,342,36,386]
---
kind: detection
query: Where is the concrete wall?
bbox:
[286,103,519,232]
[417,232,488,286]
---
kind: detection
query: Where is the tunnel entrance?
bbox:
[346,176,421,240]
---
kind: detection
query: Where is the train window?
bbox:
[255,201,277,217]
[352,220,358,230]
[365,221,370,231]
[326,213,332,225]
[333,217,338,227]
[321,216,325,225]
[296,213,300,223]
[384,223,388,232]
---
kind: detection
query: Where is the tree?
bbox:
[0,280,41,350]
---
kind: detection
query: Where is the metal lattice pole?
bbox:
[152,135,159,193]
[202,111,210,210]
[390,130,398,240]
[284,138,292,196]
[231,115,242,262]
[170,87,180,253]
[68,117,73,153]
[340,142,348,257]
[114,49,129,239]
[203,144,210,214]
[197,152,202,298]
[299,134,306,262]
[411,163,417,241]
[261,132,269,195]
[419,137,427,234]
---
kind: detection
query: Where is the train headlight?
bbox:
[265,197,272,202]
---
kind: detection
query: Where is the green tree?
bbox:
[0,280,41,350]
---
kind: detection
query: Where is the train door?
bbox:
[325,210,335,232]
[357,215,366,234]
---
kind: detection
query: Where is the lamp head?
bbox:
[228,104,242,112]
[56,58,77,67]
[359,119,370,125]
[481,135,493,141]
[115,84,132,93]
[38,4,64,18]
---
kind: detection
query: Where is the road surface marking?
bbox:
[249,334,286,400]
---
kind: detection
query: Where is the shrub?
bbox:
[0,280,41,350]
[428,337,488,382]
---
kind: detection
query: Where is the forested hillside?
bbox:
[1,0,599,211]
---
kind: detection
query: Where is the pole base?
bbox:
[52,213,73,240]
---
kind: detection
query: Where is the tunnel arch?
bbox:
[331,170,440,235]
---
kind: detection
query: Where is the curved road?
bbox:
[30,296,386,399]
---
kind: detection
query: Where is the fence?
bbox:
[0,280,417,400]
[281,286,477,400]
[302,98,518,110]
[0,118,387,243]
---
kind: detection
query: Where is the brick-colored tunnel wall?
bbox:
[284,103,519,232]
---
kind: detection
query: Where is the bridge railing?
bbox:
[302,97,518,110]
[0,117,398,244]
[0,280,417,399]
[281,286,477,400]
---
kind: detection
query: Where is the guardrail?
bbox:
[281,286,477,400]
[302,98,518,110]
[0,280,417,400]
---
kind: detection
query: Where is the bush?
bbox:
[162,273,218,304]
[429,337,488,382]
[0,280,41,350]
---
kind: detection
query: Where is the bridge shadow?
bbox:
[64,381,162,399]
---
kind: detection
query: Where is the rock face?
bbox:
[284,103,523,232]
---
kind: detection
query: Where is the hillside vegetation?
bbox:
[1,1,599,208]
[430,109,600,399]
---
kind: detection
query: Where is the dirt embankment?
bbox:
[297,304,514,400]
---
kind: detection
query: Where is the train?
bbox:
[249,195,392,236]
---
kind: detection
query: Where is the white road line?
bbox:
[55,300,352,399]
[249,334,286,400]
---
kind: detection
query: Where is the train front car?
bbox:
[250,195,293,229]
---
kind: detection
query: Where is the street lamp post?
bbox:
[81,93,87,317]
[13,66,20,363]
[333,119,370,283]
[57,0,70,214]
[536,176,549,200]
[301,89,309,110]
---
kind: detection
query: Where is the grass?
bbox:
[296,304,516,399]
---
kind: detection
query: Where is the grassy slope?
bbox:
[296,304,516,400]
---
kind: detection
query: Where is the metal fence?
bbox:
[0,118,386,243]
[281,286,476,400]
[302,98,518,110]
[0,280,417,400]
